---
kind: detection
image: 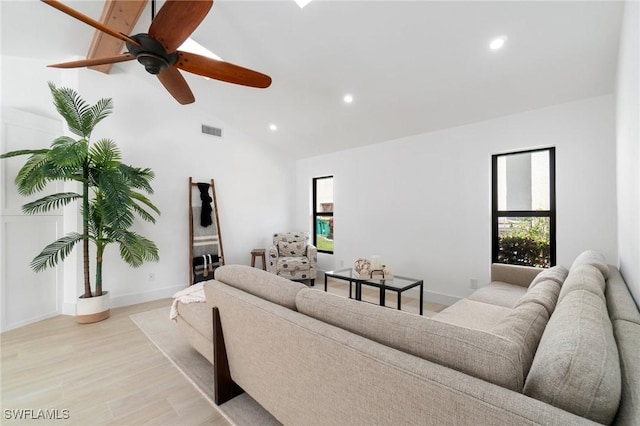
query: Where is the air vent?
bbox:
[201,124,223,137]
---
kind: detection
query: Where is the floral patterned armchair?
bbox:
[269,232,317,286]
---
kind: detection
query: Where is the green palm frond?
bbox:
[119,164,155,193]
[49,136,88,167]
[30,232,84,272]
[49,83,90,138]
[130,191,161,218]
[22,192,82,215]
[115,230,159,267]
[90,139,121,168]
[84,98,113,133]
[0,149,49,159]
[14,154,56,195]
[95,170,134,229]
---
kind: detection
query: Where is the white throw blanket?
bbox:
[169,282,206,322]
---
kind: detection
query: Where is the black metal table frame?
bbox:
[324,270,424,315]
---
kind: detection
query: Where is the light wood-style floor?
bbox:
[1,279,447,426]
[1,298,228,426]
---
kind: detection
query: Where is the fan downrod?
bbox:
[126,34,177,75]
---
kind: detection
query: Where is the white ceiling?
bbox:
[1,1,625,159]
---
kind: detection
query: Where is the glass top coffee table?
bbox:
[324,268,424,315]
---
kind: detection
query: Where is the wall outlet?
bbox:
[340,260,345,267]
[148,272,155,282]
[470,278,478,289]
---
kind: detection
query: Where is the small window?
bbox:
[492,148,556,267]
[313,176,333,254]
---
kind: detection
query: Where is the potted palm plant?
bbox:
[0,83,160,323]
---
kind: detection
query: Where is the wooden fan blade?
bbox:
[157,67,195,105]
[149,0,213,53]
[48,53,135,69]
[176,51,272,89]
[41,0,140,46]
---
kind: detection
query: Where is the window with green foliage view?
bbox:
[492,148,556,267]
[313,176,333,254]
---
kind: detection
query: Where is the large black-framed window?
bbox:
[313,176,334,254]
[492,147,556,267]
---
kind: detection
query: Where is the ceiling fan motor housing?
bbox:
[126,34,178,75]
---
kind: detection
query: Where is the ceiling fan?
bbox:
[42,0,272,105]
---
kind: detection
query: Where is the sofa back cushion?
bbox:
[558,264,606,305]
[490,302,549,380]
[524,290,621,424]
[214,265,306,310]
[513,280,561,317]
[606,266,640,325]
[297,288,532,391]
[570,249,609,279]
[528,265,568,288]
[612,319,640,425]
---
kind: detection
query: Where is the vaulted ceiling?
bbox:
[1,1,625,159]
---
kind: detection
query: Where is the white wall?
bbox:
[296,95,617,303]
[616,1,640,305]
[1,55,293,314]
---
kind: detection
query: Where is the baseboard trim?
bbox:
[110,285,185,308]
[1,311,59,332]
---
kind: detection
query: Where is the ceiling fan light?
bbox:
[137,53,169,74]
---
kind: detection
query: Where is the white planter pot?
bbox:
[76,291,110,324]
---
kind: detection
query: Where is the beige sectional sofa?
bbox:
[189,250,638,425]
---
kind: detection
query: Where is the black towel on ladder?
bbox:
[197,182,213,227]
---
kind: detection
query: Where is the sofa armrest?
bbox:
[306,245,317,268]
[491,263,543,287]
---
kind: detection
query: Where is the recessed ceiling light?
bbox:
[269,124,278,131]
[295,0,313,8]
[489,36,507,51]
[343,94,354,104]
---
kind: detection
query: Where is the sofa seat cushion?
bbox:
[276,256,311,271]
[524,290,621,424]
[431,299,513,332]
[467,282,528,308]
[296,288,535,391]
[214,265,306,310]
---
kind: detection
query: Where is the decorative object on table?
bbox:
[353,256,393,279]
[269,232,317,286]
[353,258,371,277]
[0,84,160,324]
[189,177,224,285]
[370,264,394,280]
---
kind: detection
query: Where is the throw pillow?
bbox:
[278,240,306,257]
